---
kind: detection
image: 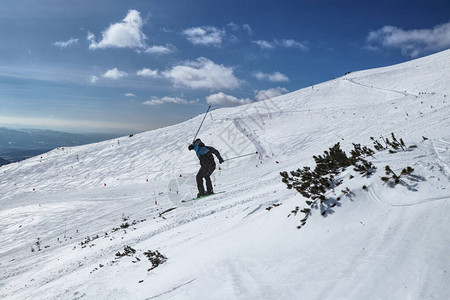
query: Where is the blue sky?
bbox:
[0,0,449,134]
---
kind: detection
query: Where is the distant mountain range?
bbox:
[0,156,9,166]
[0,127,121,162]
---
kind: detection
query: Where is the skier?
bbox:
[188,138,224,198]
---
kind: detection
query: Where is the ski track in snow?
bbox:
[145,278,197,299]
[232,118,267,157]
[1,50,450,300]
[344,77,416,97]
[429,139,450,178]
[368,183,450,207]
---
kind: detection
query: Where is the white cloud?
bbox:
[363,44,381,52]
[243,24,253,35]
[183,26,225,47]
[143,99,164,106]
[0,115,139,133]
[255,87,289,101]
[206,92,252,107]
[253,39,308,51]
[102,68,128,80]
[125,93,136,97]
[280,39,308,50]
[143,96,194,106]
[163,57,241,90]
[227,23,253,35]
[252,40,275,50]
[160,27,173,33]
[253,71,289,82]
[53,38,79,48]
[226,22,239,31]
[87,9,171,55]
[88,75,99,83]
[137,68,159,78]
[88,10,146,50]
[367,22,450,57]
[205,87,289,108]
[143,45,174,54]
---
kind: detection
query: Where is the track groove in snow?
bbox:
[344,77,416,97]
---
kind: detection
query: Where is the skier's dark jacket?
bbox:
[191,142,223,169]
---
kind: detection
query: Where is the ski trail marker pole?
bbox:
[193,105,211,143]
[224,151,258,162]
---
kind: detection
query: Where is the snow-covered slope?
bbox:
[1,50,449,300]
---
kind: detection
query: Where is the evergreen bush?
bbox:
[144,250,168,271]
[280,134,416,229]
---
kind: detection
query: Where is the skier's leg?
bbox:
[196,168,206,196]
[205,167,215,194]
[205,176,213,194]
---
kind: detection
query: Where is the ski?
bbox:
[158,207,177,219]
[181,191,225,203]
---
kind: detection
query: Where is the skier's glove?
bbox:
[219,158,224,164]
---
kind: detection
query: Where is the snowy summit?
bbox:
[0,50,450,299]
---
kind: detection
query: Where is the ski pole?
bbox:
[224,151,258,162]
[192,105,212,143]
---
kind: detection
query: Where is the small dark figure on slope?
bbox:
[188,138,224,198]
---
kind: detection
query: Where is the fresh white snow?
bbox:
[1,50,449,299]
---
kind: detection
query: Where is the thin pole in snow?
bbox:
[192,105,212,143]
[224,151,258,162]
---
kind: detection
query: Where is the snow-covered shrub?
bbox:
[281,142,374,228]
[381,165,414,186]
[371,133,416,153]
[281,142,375,201]
[144,250,167,271]
[115,245,136,258]
[280,134,417,229]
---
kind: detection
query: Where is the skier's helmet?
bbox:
[194,138,202,146]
